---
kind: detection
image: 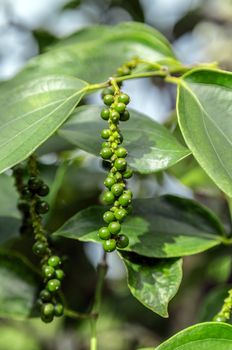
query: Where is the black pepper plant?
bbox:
[1,21,232,350]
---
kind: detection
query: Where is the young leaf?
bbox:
[177,68,232,197]
[58,105,190,173]
[0,251,39,319]
[146,322,232,350]
[0,75,87,173]
[120,252,182,317]
[54,195,226,258]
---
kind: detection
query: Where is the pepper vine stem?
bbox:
[90,251,108,350]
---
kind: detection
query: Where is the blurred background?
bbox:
[1,0,232,349]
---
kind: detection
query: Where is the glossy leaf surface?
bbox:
[177,69,232,196]
[54,196,225,258]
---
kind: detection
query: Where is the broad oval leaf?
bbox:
[58,106,190,173]
[0,75,87,173]
[177,69,232,196]
[0,251,39,319]
[151,322,232,350]
[54,195,226,258]
[3,22,176,87]
[120,252,182,317]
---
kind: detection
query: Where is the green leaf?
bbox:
[54,195,226,258]
[0,75,87,173]
[120,252,182,317]
[3,22,176,86]
[0,175,21,245]
[0,251,39,319]
[149,322,232,350]
[177,68,232,196]
[58,105,190,173]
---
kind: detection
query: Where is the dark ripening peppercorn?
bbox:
[120,110,130,121]
[35,201,49,214]
[28,177,43,192]
[32,241,47,256]
[40,289,52,302]
[37,184,49,197]
[116,234,129,248]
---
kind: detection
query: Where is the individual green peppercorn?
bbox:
[35,200,49,214]
[118,93,130,105]
[103,94,114,106]
[100,147,113,160]
[110,110,120,123]
[48,255,61,267]
[102,142,110,148]
[101,129,111,139]
[103,211,115,223]
[98,227,111,240]
[120,110,130,121]
[114,208,128,221]
[118,193,132,207]
[55,269,65,280]
[117,66,131,76]
[37,184,49,197]
[101,87,114,97]
[46,279,61,293]
[41,303,54,317]
[42,265,55,279]
[116,234,129,248]
[213,315,227,322]
[102,191,115,204]
[124,189,133,198]
[32,241,47,256]
[104,176,116,188]
[103,239,117,252]
[101,108,110,120]
[108,221,121,234]
[28,177,43,192]
[115,147,127,158]
[114,158,127,171]
[40,289,52,302]
[114,102,126,113]
[122,168,133,179]
[41,313,54,323]
[54,303,64,317]
[111,183,124,197]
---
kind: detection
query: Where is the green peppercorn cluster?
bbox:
[13,159,64,323]
[98,85,133,252]
[213,289,232,322]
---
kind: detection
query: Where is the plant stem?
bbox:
[64,309,91,320]
[90,251,108,350]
